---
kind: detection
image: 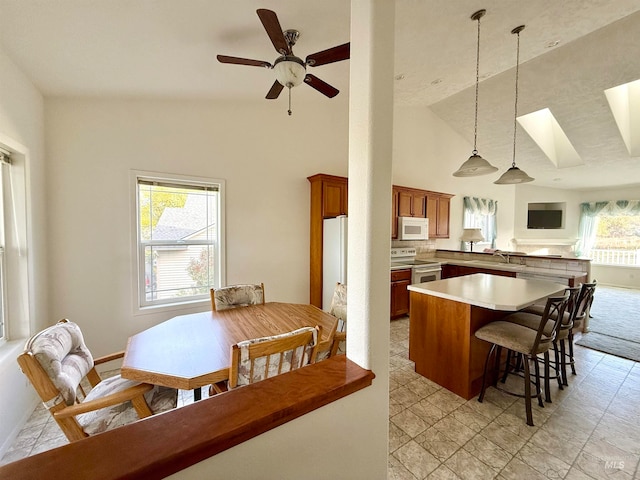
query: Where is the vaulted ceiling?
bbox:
[1,0,639,190]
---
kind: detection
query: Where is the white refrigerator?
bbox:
[322,215,348,311]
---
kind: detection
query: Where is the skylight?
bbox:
[517,108,583,168]
[604,79,640,157]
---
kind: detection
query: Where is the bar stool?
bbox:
[522,281,597,383]
[507,286,580,396]
[475,293,570,426]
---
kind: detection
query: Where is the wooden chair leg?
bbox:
[131,395,153,418]
[478,344,496,403]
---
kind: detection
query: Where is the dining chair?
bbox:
[317,282,347,361]
[17,319,177,442]
[210,283,265,311]
[228,326,321,389]
[475,293,570,426]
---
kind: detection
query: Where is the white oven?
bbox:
[412,265,441,284]
[398,216,429,241]
[390,247,441,284]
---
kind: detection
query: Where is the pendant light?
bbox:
[453,9,498,177]
[495,25,534,184]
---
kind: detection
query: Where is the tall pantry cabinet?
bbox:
[308,174,348,308]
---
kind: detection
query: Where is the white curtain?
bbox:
[576,200,640,257]
[462,197,498,250]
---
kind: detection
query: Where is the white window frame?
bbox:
[0,137,31,346]
[131,170,225,313]
[0,169,6,343]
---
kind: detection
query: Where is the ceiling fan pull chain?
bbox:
[288,87,293,116]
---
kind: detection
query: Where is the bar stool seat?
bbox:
[475,321,551,355]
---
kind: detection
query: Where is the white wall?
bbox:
[393,106,516,250]
[513,184,582,242]
[44,97,349,357]
[0,47,47,455]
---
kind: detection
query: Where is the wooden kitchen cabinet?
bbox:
[308,174,348,308]
[441,264,516,278]
[392,185,453,239]
[441,264,459,279]
[396,189,426,218]
[426,194,452,238]
[321,178,348,218]
[390,269,412,319]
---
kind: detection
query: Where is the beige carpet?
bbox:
[576,284,640,362]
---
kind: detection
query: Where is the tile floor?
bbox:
[3,317,640,480]
[388,317,640,479]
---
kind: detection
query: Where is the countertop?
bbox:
[437,259,587,280]
[407,273,567,311]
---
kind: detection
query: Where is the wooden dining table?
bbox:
[121,302,338,399]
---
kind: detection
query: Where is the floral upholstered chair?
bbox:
[228,326,320,389]
[17,319,177,442]
[210,283,265,311]
[317,282,347,361]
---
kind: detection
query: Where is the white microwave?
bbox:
[398,216,429,241]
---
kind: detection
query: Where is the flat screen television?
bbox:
[527,210,563,229]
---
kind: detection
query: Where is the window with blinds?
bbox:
[136,174,224,308]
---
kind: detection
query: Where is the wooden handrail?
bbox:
[0,356,374,480]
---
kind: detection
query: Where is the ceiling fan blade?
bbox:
[217,55,272,68]
[266,80,284,99]
[256,9,291,55]
[304,74,339,98]
[306,43,350,67]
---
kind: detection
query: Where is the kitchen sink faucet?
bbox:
[493,250,510,264]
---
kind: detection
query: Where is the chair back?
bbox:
[328,282,347,329]
[561,286,582,330]
[229,326,320,388]
[531,292,570,353]
[574,281,597,325]
[211,283,265,311]
[18,319,94,408]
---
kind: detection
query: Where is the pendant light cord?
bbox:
[511,28,522,168]
[472,12,481,154]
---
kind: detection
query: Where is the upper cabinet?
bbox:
[321,177,348,218]
[392,185,453,240]
[397,189,426,218]
[426,193,452,238]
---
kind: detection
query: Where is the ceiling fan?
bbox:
[217,9,350,115]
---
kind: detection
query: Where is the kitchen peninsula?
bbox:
[407,274,566,400]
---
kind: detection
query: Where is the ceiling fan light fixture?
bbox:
[273,56,306,88]
[453,9,498,178]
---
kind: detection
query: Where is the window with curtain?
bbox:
[135,173,225,308]
[576,200,640,265]
[462,197,497,250]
